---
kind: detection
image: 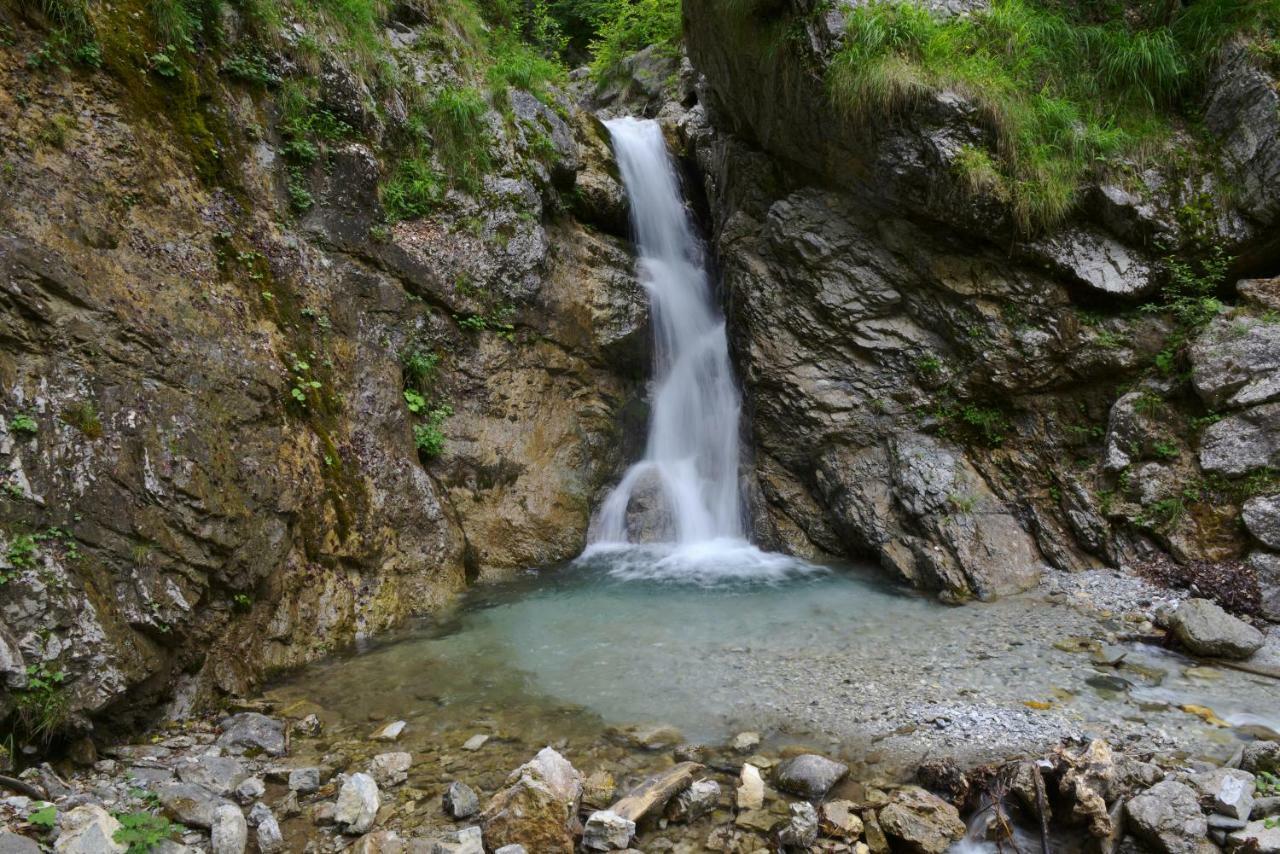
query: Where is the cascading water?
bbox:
[582,117,814,583]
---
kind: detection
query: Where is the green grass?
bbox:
[382,158,444,220]
[826,0,1280,231]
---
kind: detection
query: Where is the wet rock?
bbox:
[1058,740,1118,837]
[336,772,381,835]
[369,752,412,786]
[665,779,720,822]
[443,781,480,819]
[582,770,616,809]
[54,804,126,854]
[916,758,969,806]
[211,804,248,854]
[778,801,819,848]
[257,812,284,854]
[234,777,264,804]
[1169,598,1264,659]
[1229,819,1280,853]
[1191,768,1254,821]
[1244,741,1280,776]
[877,787,965,853]
[1244,495,1280,550]
[609,723,684,751]
[582,810,635,850]
[821,800,865,839]
[1204,42,1280,228]
[1126,780,1209,854]
[156,782,237,829]
[479,747,582,853]
[371,720,407,742]
[773,753,849,800]
[217,714,286,756]
[288,767,322,794]
[731,732,761,753]
[736,763,765,810]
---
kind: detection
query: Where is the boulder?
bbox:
[443,781,480,819]
[1243,741,1280,776]
[0,834,40,854]
[426,826,484,853]
[256,813,285,854]
[1250,552,1280,622]
[582,810,635,851]
[876,787,966,854]
[288,767,322,793]
[211,804,248,854]
[736,763,765,810]
[778,801,819,848]
[773,753,849,800]
[54,805,126,854]
[335,773,381,835]
[1169,598,1264,659]
[1229,819,1280,853]
[178,756,248,796]
[1244,495,1280,550]
[1191,314,1280,410]
[1126,780,1209,854]
[216,713,286,756]
[1192,768,1254,821]
[479,747,583,854]
[369,752,412,786]
[156,782,238,829]
[233,777,264,804]
[731,732,761,753]
[582,770,616,809]
[664,779,720,822]
[1199,401,1280,476]
[820,800,865,839]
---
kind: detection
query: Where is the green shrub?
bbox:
[382,158,444,221]
[9,412,38,435]
[113,811,186,854]
[413,404,453,458]
[588,0,681,79]
[14,662,67,745]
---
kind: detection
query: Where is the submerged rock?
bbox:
[479,747,583,854]
[773,753,849,800]
[1169,598,1264,659]
[1126,780,1209,854]
[370,720,407,742]
[335,773,381,835]
[876,787,966,854]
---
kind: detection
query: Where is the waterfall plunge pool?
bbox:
[266,550,1280,782]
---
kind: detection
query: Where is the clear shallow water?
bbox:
[268,550,1280,772]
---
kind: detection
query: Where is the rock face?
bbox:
[479,748,583,854]
[1170,598,1264,659]
[1126,780,1210,854]
[0,7,645,739]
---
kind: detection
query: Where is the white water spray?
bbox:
[591,117,745,546]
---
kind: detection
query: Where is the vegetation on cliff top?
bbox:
[828,0,1280,231]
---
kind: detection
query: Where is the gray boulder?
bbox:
[1250,552,1280,622]
[1204,42,1280,227]
[443,780,480,819]
[1029,226,1156,298]
[778,801,819,848]
[1170,598,1264,659]
[156,782,238,829]
[664,778,720,822]
[1244,495,1280,550]
[0,833,41,854]
[1126,780,1210,854]
[335,772,380,835]
[1199,401,1280,476]
[210,804,248,854]
[1230,819,1280,853]
[1191,768,1254,821]
[216,713,286,756]
[876,786,966,854]
[1191,314,1280,410]
[177,756,248,796]
[368,752,411,787]
[581,810,635,851]
[1243,741,1280,776]
[773,753,849,799]
[256,814,285,854]
[287,767,322,794]
[53,805,126,854]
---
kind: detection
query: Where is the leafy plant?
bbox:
[15,662,68,745]
[113,811,186,854]
[403,389,427,414]
[4,534,38,582]
[29,804,57,828]
[9,412,38,435]
[232,593,252,612]
[382,158,443,221]
[413,404,453,458]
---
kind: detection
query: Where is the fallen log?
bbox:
[0,774,47,800]
[609,761,703,823]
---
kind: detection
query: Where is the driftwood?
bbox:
[1210,657,1280,681]
[0,773,47,800]
[608,761,703,823]
[1031,763,1051,854]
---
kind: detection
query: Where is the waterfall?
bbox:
[590,116,746,546]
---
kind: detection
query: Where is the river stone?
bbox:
[336,772,381,835]
[665,778,720,822]
[216,713,286,756]
[876,786,966,854]
[582,810,635,850]
[256,812,284,853]
[369,752,412,786]
[1192,768,1255,821]
[288,767,322,793]
[156,782,238,829]
[479,747,582,854]
[234,777,264,804]
[1170,598,1264,659]
[0,834,40,854]
[177,756,248,796]
[1244,496,1280,550]
[494,847,528,854]
[1250,552,1280,622]
[1229,819,1280,853]
[731,731,761,753]
[370,720,406,742]
[1244,742,1280,775]
[427,826,485,853]
[773,753,849,799]
[737,763,765,810]
[820,800,865,839]
[461,734,489,751]
[778,801,819,848]
[1126,780,1210,854]
[443,781,480,819]
[582,770,616,809]
[211,804,248,854]
[54,804,126,854]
